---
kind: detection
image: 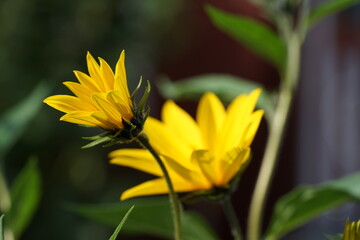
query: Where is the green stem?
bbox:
[247,33,301,240]
[136,133,182,240]
[221,197,243,240]
[0,169,11,213]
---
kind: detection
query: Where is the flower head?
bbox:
[44,51,149,146]
[343,219,360,240]
[110,89,263,200]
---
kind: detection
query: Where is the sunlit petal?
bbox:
[162,100,203,150]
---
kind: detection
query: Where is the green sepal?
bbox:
[137,80,151,115]
[130,76,143,105]
[82,136,114,149]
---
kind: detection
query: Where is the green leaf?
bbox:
[265,172,360,240]
[109,205,135,240]
[0,81,51,161]
[205,5,285,71]
[324,233,343,240]
[0,215,4,240]
[308,0,360,27]
[68,197,219,240]
[8,157,41,238]
[157,74,276,121]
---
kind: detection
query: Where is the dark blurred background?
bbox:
[1,0,360,239]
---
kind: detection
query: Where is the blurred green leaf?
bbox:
[0,81,51,161]
[8,157,41,238]
[157,74,276,121]
[205,5,285,71]
[307,0,360,27]
[69,197,219,240]
[324,234,343,240]
[109,205,134,240]
[0,215,4,240]
[265,172,360,240]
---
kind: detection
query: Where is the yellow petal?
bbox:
[99,57,115,92]
[86,52,106,91]
[60,111,100,127]
[242,110,264,148]
[121,178,196,200]
[220,147,250,185]
[144,118,193,166]
[91,111,119,130]
[63,81,96,107]
[196,93,225,150]
[91,93,123,127]
[114,51,131,106]
[73,70,101,92]
[191,150,219,186]
[217,89,261,154]
[106,91,133,121]
[162,100,203,149]
[43,95,89,113]
[109,149,162,176]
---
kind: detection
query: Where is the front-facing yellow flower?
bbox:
[44,51,150,146]
[110,89,264,200]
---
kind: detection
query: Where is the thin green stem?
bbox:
[136,133,182,240]
[0,169,11,213]
[221,197,243,240]
[247,32,301,240]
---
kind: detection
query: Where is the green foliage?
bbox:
[108,205,134,240]
[205,5,286,71]
[265,172,360,240]
[69,197,219,240]
[0,215,4,240]
[324,233,343,240]
[0,81,51,161]
[8,157,41,239]
[307,0,360,27]
[157,74,276,121]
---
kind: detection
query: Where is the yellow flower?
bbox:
[110,89,264,200]
[44,51,133,130]
[343,219,360,240]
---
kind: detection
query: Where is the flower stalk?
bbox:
[247,30,302,240]
[220,197,242,240]
[136,133,182,240]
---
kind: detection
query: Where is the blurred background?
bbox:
[0,0,360,239]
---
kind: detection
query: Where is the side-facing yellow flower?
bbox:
[44,51,150,146]
[110,89,264,200]
[44,51,132,130]
[343,219,360,240]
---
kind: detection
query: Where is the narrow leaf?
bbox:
[68,197,219,240]
[157,74,276,121]
[0,81,51,161]
[0,215,4,240]
[8,157,41,238]
[324,233,343,240]
[265,172,360,240]
[308,0,360,27]
[109,205,135,240]
[205,5,285,70]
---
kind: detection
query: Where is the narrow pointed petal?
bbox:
[218,89,261,154]
[191,150,219,186]
[242,110,264,148]
[197,93,225,150]
[121,178,197,200]
[114,51,131,106]
[162,100,203,149]
[86,52,106,91]
[63,81,96,107]
[60,111,100,127]
[73,70,101,92]
[99,57,115,92]
[91,111,119,130]
[44,95,89,113]
[91,93,123,127]
[107,91,132,121]
[110,149,162,176]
